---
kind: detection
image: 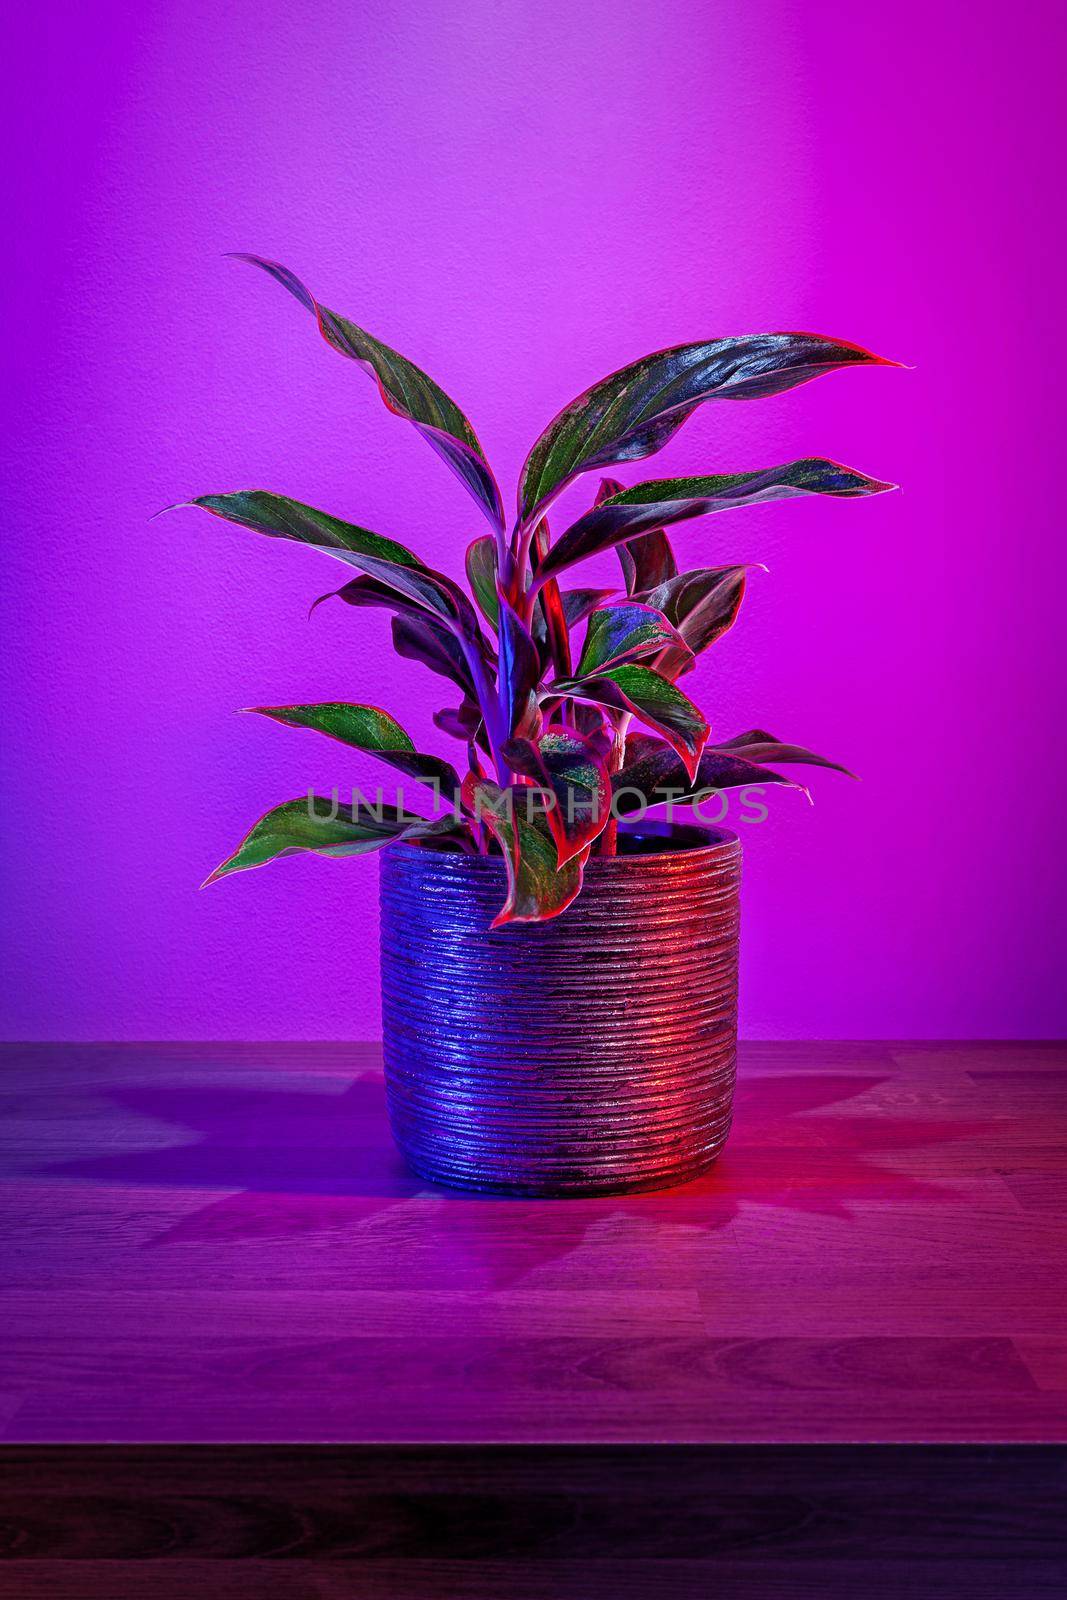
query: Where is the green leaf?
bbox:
[597,476,679,596]
[503,724,612,866]
[573,702,610,740]
[561,587,616,629]
[465,779,588,927]
[612,736,803,814]
[618,527,678,596]
[391,615,480,699]
[465,535,499,627]
[309,574,493,700]
[576,601,688,677]
[536,460,896,583]
[433,701,486,746]
[185,490,483,639]
[203,795,460,885]
[242,702,461,798]
[309,572,415,621]
[187,493,501,744]
[251,700,414,750]
[645,565,750,678]
[231,255,504,532]
[553,662,709,780]
[713,729,856,777]
[530,587,617,677]
[519,333,898,525]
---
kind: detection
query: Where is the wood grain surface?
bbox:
[1,1042,1065,1595]
[0,1444,1064,1597]
[0,1041,1065,1443]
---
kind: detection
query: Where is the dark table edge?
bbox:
[1,1443,1065,1564]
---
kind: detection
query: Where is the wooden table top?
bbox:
[0,1041,1064,1444]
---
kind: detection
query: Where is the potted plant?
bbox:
[177,255,897,1195]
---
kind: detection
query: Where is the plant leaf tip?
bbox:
[859,474,899,496]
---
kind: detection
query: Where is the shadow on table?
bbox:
[42,1067,987,1284]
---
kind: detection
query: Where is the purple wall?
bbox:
[3,0,1064,1040]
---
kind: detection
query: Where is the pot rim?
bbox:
[389,818,738,862]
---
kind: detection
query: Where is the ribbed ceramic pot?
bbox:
[379,820,741,1196]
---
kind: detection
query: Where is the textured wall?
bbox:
[3,0,1064,1039]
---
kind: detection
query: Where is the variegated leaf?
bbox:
[204,796,461,885]
[561,587,616,629]
[612,736,802,814]
[503,724,611,866]
[433,701,485,744]
[596,476,680,595]
[644,564,749,677]
[241,702,461,798]
[618,527,678,596]
[186,491,483,638]
[232,254,504,532]
[536,460,895,583]
[465,779,588,927]
[713,728,856,776]
[310,574,492,698]
[553,663,709,781]
[576,601,688,677]
[519,333,897,524]
[308,571,421,621]
[465,535,499,627]
[390,615,479,698]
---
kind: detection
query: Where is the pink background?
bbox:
[3,0,1064,1040]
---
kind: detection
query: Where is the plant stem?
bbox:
[513,523,537,627]
[460,637,510,788]
[598,711,632,857]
